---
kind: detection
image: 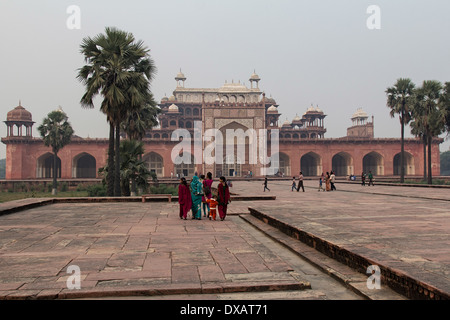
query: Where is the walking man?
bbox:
[263,176,270,192]
[330,171,336,191]
[296,172,305,192]
[368,171,374,186]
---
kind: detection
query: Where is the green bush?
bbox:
[86,184,107,197]
[60,182,68,192]
[149,184,178,196]
[76,183,88,192]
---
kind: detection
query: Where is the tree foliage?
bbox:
[78,27,157,196]
[37,109,74,193]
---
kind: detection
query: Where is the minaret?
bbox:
[175,69,186,88]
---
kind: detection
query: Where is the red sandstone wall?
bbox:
[3,138,442,179]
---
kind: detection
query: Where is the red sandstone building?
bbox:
[2,72,442,180]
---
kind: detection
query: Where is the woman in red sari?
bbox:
[178,177,192,220]
[217,176,231,221]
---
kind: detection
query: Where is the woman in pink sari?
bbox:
[178,177,192,220]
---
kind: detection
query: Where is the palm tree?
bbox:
[122,94,160,141]
[119,139,151,196]
[410,108,428,180]
[77,27,156,196]
[37,109,74,195]
[441,82,450,134]
[410,80,445,184]
[386,78,415,182]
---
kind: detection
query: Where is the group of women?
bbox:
[178,172,231,221]
[318,171,336,191]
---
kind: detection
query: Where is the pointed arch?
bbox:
[301,152,322,176]
[36,152,61,179]
[363,151,384,176]
[72,152,97,178]
[143,152,164,177]
[332,152,354,176]
[393,152,415,175]
[271,152,290,176]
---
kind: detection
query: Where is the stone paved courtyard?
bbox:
[0,179,448,300]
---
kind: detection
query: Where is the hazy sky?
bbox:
[1,0,449,160]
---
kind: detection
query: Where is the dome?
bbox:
[293,114,301,122]
[282,119,291,127]
[7,102,33,122]
[315,106,323,113]
[265,97,276,105]
[161,96,169,102]
[249,72,260,81]
[168,104,179,113]
[267,105,278,113]
[306,106,316,113]
[168,95,177,101]
[351,108,368,119]
[175,70,186,80]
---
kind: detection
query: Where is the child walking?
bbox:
[206,195,218,221]
[318,173,325,191]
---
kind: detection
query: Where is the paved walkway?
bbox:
[0,180,448,300]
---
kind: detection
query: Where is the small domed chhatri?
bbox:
[282,118,291,127]
[7,101,33,122]
[175,69,187,88]
[176,71,186,81]
[265,96,277,105]
[249,71,260,81]
[4,101,35,138]
[351,107,368,120]
[267,105,278,113]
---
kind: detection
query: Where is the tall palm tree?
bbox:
[386,78,415,182]
[38,109,74,195]
[77,27,156,196]
[410,80,445,184]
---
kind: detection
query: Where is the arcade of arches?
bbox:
[3,139,438,180]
